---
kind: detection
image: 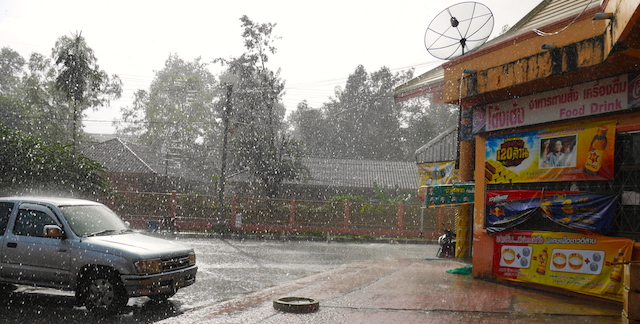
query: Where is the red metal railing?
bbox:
[103,191,457,239]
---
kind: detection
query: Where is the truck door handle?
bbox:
[7,242,17,248]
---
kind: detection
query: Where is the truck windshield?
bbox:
[59,205,129,237]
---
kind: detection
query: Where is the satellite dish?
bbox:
[425,2,494,60]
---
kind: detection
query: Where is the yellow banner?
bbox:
[484,121,616,183]
[493,230,634,301]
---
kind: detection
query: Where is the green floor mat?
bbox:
[445,266,472,275]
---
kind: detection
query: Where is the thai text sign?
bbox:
[426,183,474,208]
[493,230,634,301]
[484,74,628,132]
[484,121,616,183]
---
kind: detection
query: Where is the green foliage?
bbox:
[296,230,325,237]
[54,32,103,104]
[373,182,407,204]
[118,54,219,178]
[216,16,307,197]
[0,34,121,145]
[401,94,459,155]
[288,65,415,160]
[288,66,458,161]
[0,47,26,96]
[0,123,109,197]
[53,31,122,149]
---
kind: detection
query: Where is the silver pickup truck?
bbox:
[0,197,197,312]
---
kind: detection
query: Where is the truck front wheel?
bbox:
[79,270,128,313]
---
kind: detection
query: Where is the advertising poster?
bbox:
[417,161,458,202]
[486,190,570,234]
[485,190,617,235]
[484,121,616,183]
[493,230,634,301]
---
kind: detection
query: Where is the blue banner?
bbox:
[540,193,617,234]
[485,191,617,235]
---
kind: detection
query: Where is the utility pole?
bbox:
[218,84,233,221]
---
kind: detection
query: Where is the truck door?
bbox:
[2,204,72,288]
[0,202,15,275]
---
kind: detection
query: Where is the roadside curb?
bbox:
[146,230,434,245]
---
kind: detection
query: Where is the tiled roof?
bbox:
[83,138,418,191]
[81,138,202,181]
[82,138,157,174]
[294,158,418,190]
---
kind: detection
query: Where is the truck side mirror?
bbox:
[43,225,64,238]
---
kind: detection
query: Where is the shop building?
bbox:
[395,0,640,301]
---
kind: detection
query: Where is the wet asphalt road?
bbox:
[0,235,434,323]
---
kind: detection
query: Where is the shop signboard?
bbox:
[493,230,634,301]
[484,121,616,183]
[479,74,628,132]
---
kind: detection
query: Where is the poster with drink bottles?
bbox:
[493,230,634,301]
[484,121,616,183]
[416,161,458,202]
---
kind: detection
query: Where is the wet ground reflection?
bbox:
[0,237,434,323]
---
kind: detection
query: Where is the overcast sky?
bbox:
[0,0,542,134]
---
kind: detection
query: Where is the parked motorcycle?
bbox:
[436,223,456,258]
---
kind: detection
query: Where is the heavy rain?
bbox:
[0,237,434,323]
[0,1,539,323]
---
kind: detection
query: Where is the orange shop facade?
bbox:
[396,0,640,301]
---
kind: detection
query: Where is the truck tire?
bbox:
[81,270,128,313]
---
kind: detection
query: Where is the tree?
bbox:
[0,122,109,197]
[401,94,458,155]
[118,54,219,178]
[0,47,26,96]
[290,65,415,160]
[0,48,73,142]
[53,31,122,149]
[287,100,329,156]
[21,52,70,141]
[217,16,306,197]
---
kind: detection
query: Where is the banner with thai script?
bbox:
[493,230,634,301]
[482,74,628,132]
[417,162,458,202]
[485,190,617,235]
[426,183,474,208]
[485,121,616,183]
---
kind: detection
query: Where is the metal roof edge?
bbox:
[414,125,458,157]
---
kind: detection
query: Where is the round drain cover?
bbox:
[273,297,319,313]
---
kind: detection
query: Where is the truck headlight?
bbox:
[135,259,162,274]
[189,252,196,265]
